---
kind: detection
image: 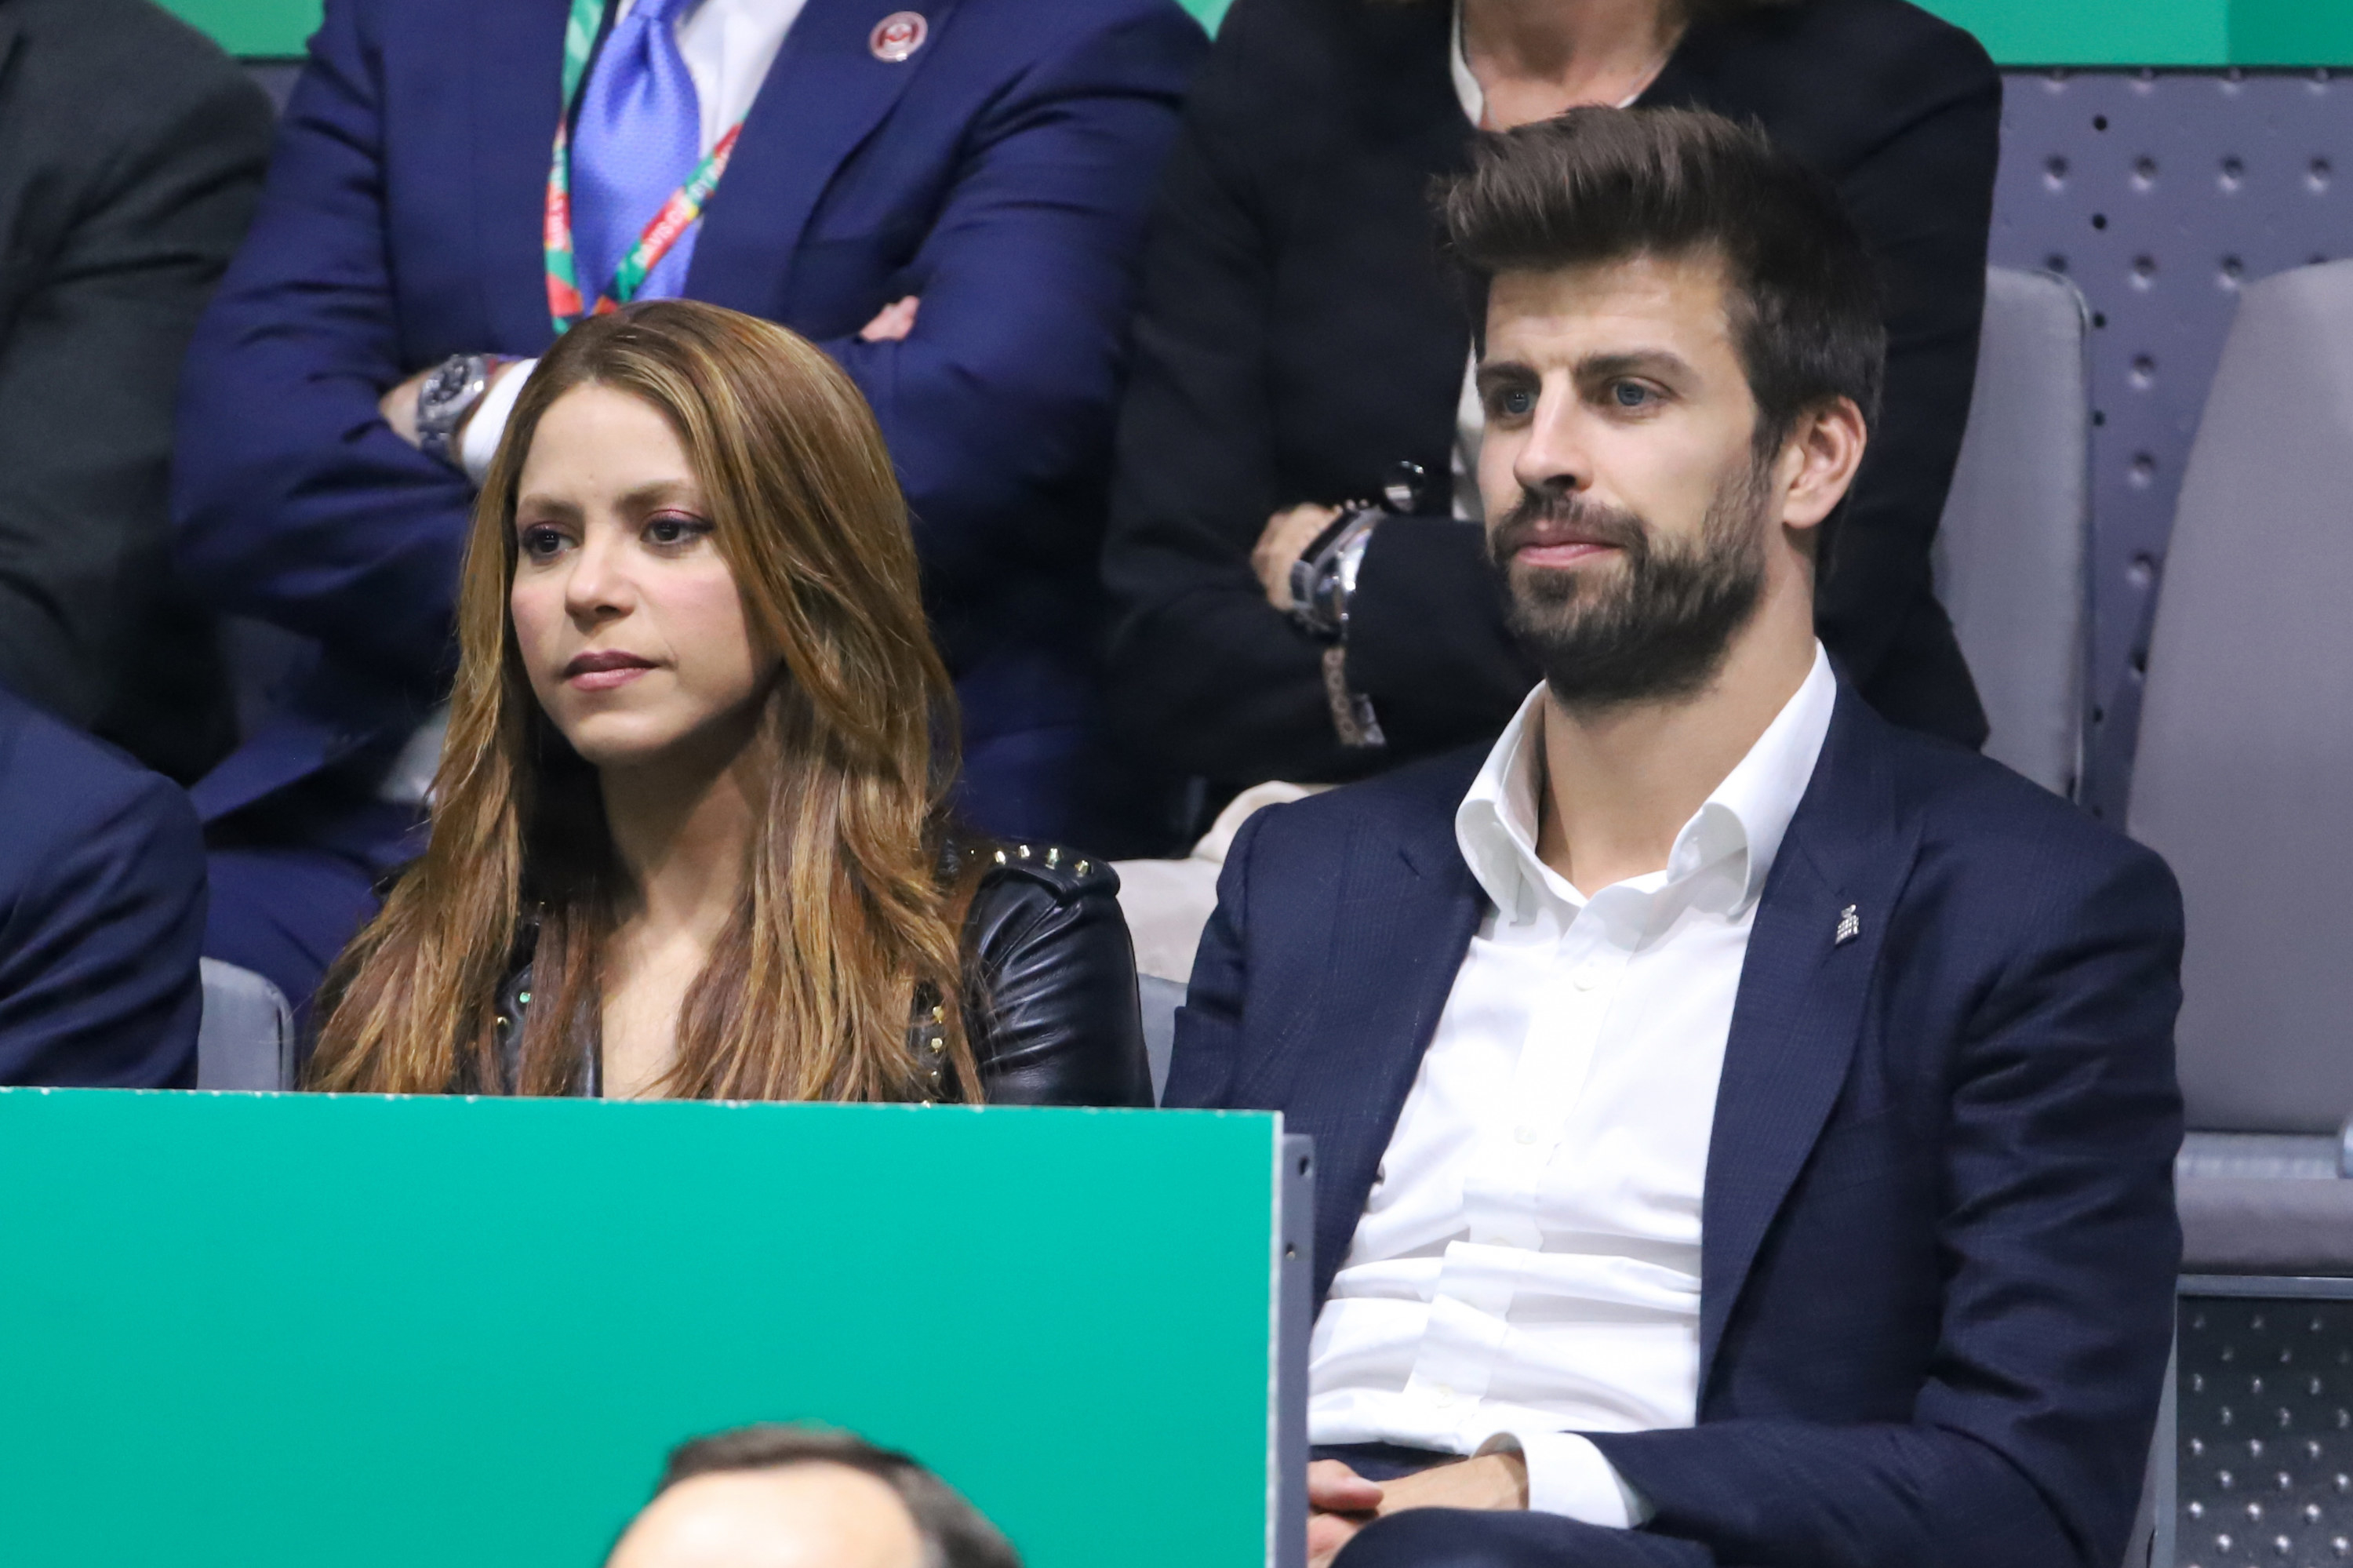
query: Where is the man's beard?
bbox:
[1490,460,1773,711]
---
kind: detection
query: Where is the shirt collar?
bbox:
[1449,0,1653,129]
[1449,0,1486,128]
[1454,643,1838,922]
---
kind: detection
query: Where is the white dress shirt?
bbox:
[453,0,807,489]
[1307,645,1837,1525]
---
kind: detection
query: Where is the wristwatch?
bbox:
[415,352,493,465]
[1286,461,1428,642]
[1286,506,1380,641]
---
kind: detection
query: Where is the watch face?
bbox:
[422,355,484,422]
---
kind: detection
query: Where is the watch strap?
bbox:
[1321,646,1386,749]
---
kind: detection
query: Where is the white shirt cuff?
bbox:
[459,357,536,486]
[1476,1430,1653,1528]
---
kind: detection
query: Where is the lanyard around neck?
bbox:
[544,0,745,333]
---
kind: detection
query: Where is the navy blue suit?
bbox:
[1168,689,2184,1568]
[0,684,204,1086]
[173,0,1206,1009]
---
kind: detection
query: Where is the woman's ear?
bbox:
[1776,396,1870,540]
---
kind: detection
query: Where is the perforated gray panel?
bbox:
[1990,71,2353,817]
[2177,1296,2353,1566]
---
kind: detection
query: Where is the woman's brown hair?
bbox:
[307,300,983,1103]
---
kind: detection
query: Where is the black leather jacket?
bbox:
[490,844,1151,1106]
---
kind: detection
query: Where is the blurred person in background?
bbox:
[0,0,271,782]
[1104,0,2000,919]
[607,1425,1020,1568]
[307,303,1150,1108]
[176,0,1206,1020]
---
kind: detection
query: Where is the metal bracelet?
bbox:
[1321,645,1386,750]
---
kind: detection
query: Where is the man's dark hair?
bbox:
[635,1424,1021,1568]
[1442,106,1886,464]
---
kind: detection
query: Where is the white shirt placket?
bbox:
[1402,875,1649,1436]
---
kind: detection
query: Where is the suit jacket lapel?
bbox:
[689,0,966,314]
[471,0,571,351]
[1257,781,1485,1308]
[1697,689,1920,1395]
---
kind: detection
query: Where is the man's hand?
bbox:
[1307,1460,1384,1568]
[378,357,523,455]
[1254,503,1340,612]
[1375,1452,1529,1515]
[859,296,920,342]
[379,365,433,448]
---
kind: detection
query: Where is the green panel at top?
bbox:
[159,0,318,57]
[0,1090,1281,1568]
[2232,0,2353,66]
[1170,0,2353,64]
[153,0,2353,67]
[1921,0,2231,64]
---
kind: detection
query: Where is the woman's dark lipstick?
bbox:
[563,649,658,690]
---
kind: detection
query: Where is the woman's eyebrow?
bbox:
[616,478,702,511]
[514,493,582,522]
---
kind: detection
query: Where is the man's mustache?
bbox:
[1488,489,1649,564]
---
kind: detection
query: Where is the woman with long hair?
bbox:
[307,300,1150,1106]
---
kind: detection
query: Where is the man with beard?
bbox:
[1164,108,2184,1568]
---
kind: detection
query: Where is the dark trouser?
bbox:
[958,719,1181,860]
[1315,1445,1713,1568]
[204,843,381,1039]
[202,788,422,1037]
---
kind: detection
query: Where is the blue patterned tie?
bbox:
[570,0,705,306]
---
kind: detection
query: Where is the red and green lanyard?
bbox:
[544,0,744,333]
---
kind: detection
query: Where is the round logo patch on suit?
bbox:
[869,11,928,62]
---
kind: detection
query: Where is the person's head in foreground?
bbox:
[606,1425,1020,1568]
[1158,107,2180,1568]
[1459,104,1879,717]
[306,300,1147,1107]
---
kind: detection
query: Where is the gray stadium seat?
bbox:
[2130,258,2353,1179]
[1138,973,1183,1107]
[2129,260,2353,1568]
[196,958,295,1093]
[1933,267,2092,798]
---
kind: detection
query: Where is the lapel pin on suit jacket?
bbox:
[1835,904,1862,946]
[871,12,928,60]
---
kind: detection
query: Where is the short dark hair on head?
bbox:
[1442,106,1885,460]
[649,1424,1022,1568]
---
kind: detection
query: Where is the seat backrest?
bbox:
[1137,973,1184,1107]
[196,959,296,1093]
[2129,260,2353,1133]
[1932,267,2092,798]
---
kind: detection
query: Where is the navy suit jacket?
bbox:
[172,0,1206,844]
[0,684,204,1086]
[1168,687,2185,1568]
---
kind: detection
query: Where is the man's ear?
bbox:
[1775,397,1869,539]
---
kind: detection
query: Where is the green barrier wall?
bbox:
[158,0,2353,66]
[163,0,318,58]
[0,1090,1283,1568]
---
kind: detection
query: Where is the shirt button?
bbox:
[1429,1384,1457,1408]
[1514,1125,1539,1145]
[1572,965,1603,991]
